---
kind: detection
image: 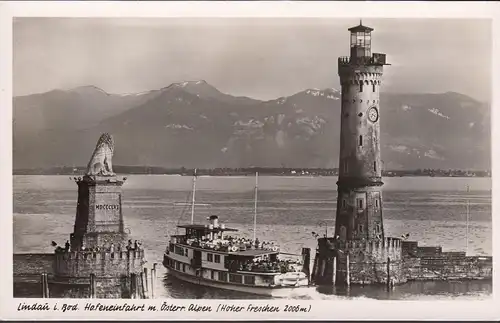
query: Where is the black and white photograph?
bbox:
[1,1,499,321]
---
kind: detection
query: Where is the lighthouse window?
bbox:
[374,161,377,172]
[359,135,363,146]
[342,199,347,209]
[373,83,376,92]
[360,83,363,92]
[357,199,364,209]
[359,224,364,233]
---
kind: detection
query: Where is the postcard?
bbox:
[1,1,499,320]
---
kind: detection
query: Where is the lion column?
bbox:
[71,133,127,250]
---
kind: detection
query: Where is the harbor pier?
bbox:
[13,134,151,298]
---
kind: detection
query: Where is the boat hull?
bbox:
[164,264,312,298]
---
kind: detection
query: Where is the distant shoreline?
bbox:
[12,166,491,178]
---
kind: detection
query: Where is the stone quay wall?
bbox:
[401,241,493,281]
[15,274,146,298]
[54,249,145,279]
[314,237,405,285]
[14,250,147,298]
[50,275,146,298]
[13,253,55,282]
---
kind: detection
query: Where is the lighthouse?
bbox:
[309,20,493,289]
[335,21,389,242]
[312,21,405,287]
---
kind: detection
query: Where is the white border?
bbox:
[1,1,499,320]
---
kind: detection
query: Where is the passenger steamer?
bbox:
[162,173,310,297]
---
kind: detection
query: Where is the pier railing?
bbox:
[55,249,144,260]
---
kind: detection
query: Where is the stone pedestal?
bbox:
[71,175,127,250]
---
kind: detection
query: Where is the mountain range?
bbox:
[13,80,490,170]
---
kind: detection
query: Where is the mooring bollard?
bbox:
[301,248,311,284]
[311,253,319,284]
[320,257,326,278]
[130,273,136,299]
[143,268,149,297]
[332,256,337,286]
[140,272,146,299]
[90,273,96,299]
[151,266,156,299]
[44,273,50,298]
[386,257,391,291]
[346,253,350,287]
[40,274,45,298]
[41,273,47,298]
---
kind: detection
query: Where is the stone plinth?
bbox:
[71,175,126,251]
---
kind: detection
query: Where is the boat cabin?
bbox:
[166,216,302,277]
[164,216,306,289]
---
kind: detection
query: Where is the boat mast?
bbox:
[253,172,258,243]
[191,169,197,224]
[466,184,470,256]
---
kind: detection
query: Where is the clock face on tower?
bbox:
[368,107,379,122]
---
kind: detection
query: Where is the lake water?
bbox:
[13,175,492,300]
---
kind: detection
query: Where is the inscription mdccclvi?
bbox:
[95,204,120,210]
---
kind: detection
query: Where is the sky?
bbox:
[13,18,491,101]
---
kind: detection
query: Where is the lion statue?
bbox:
[86,133,115,176]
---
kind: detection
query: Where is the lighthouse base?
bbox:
[312,238,492,287]
[312,237,406,286]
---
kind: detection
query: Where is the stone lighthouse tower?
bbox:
[312,21,405,287]
[335,21,387,241]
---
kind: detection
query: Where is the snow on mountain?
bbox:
[68,85,109,95]
[12,81,490,170]
[305,88,340,100]
[428,108,451,120]
[118,90,155,97]
[165,124,193,130]
[172,80,207,88]
[234,119,264,128]
[296,116,326,130]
